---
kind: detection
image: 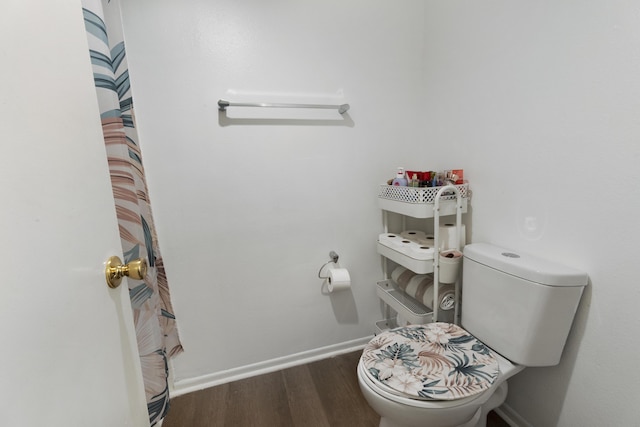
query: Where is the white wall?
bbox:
[420,1,640,426]
[120,0,640,425]
[120,0,427,387]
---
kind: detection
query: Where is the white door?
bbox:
[0,2,149,426]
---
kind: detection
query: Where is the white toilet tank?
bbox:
[461,243,587,367]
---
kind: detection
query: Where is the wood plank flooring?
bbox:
[161,351,510,427]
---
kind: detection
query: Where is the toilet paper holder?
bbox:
[318,251,340,278]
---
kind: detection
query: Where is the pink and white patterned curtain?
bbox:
[82,0,183,424]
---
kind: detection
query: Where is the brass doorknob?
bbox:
[105,256,148,289]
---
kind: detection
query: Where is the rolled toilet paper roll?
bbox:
[378,233,400,245]
[415,283,455,310]
[391,266,417,291]
[410,244,435,260]
[400,230,426,241]
[405,274,433,298]
[395,313,410,327]
[417,237,435,247]
[390,266,406,284]
[404,274,433,300]
[438,223,466,250]
[439,250,463,284]
[328,267,351,292]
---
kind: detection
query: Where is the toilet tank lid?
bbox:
[464,243,588,287]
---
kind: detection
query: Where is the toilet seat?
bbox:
[361,323,499,402]
[358,360,484,410]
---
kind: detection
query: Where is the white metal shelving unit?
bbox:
[376,183,468,333]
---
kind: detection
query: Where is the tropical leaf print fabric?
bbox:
[82,0,183,425]
[361,323,498,400]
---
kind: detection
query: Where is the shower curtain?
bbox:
[82,0,183,424]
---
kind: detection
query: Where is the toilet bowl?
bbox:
[357,323,523,427]
[358,243,588,427]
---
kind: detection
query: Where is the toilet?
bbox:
[358,243,587,427]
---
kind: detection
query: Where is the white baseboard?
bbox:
[495,403,533,427]
[170,335,373,397]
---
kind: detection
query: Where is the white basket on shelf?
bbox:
[378,183,469,204]
[378,183,469,218]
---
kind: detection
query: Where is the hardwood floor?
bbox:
[161,351,510,427]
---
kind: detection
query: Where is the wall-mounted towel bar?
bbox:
[218,99,350,114]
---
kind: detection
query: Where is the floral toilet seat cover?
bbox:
[361,323,499,400]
